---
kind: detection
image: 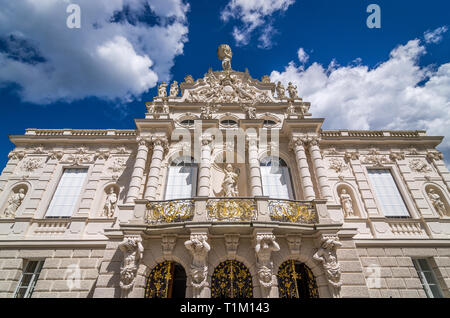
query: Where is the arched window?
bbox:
[260,157,294,200]
[220,119,238,127]
[165,156,197,200]
[277,260,318,298]
[211,260,253,298]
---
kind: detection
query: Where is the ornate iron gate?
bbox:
[211,260,253,298]
[277,260,319,298]
[145,261,186,298]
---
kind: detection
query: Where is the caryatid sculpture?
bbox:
[118,236,144,298]
[255,234,280,295]
[427,189,447,217]
[217,44,233,71]
[339,189,354,217]
[313,236,342,298]
[103,187,117,218]
[185,234,211,297]
[222,164,239,197]
[4,188,26,218]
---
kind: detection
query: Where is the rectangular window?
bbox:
[164,166,197,200]
[45,168,88,217]
[14,260,44,298]
[413,258,443,298]
[260,166,293,200]
[367,169,410,217]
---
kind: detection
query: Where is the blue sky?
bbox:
[0,0,449,170]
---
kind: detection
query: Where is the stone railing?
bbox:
[268,199,317,224]
[321,130,425,138]
[146,199,194,224]
[206,198,257,221]
[387,219,427,237]
[25,129,136,137]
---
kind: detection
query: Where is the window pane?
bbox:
[260,158,293,200]
[413,259,443,298]
[46,168,88,217]
[14,260,44,298]
[165,160,197,200]
[367,169,410,217]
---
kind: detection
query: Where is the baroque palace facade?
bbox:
[1,45,450,299]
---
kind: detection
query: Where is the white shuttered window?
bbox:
[46,168,88,218]
[260,157,293,200]
[367,169,410,217]
[164,157,197,200]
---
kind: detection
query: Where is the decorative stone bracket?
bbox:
[254,231,280,298]
[184,232,211,298]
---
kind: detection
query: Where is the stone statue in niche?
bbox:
[3,188,26,218]
[339,189,354,217]
[158,81,168,97]
[102,187,117,217]
[169,81,179,97]
[222,164,239,197]
[276,81,285,99]
[427,189,447,217]
[217,44,232,71]
[287,82,298,99]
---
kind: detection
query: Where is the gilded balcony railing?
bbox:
[146,199,194,223]
[268,200,317,224]
[207,198,257,221]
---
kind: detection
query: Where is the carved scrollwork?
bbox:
[269,200,317,223]
[409,159,432,173]
[328,158,348,173]
[206,198,257,221]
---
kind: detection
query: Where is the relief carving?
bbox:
[185,234,210,291]
[255,234,280,291]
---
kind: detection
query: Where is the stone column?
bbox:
[197,134,214,197]
[126,138,149,203]
[291,137,316,200]
[308,137,333,200]
[144,137,168,200]
[247,135,263,196]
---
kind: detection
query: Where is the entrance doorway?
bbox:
[211,260,253,298]
[277,260,319,298]
[145,261,186,298]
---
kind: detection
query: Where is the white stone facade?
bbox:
[0,45,449,298]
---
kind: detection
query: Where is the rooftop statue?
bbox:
[217,44,232,71]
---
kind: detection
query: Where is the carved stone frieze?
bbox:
[328,158,348,174]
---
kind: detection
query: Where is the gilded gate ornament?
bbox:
[211,260,253,298]
[277,260,319,298]
[269,200,317,223]
[207,199,256,221]
[145,261,175,298]
[146,199,194,223]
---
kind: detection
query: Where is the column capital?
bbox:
[150,136,169,151]
[136,136,150,147]
[289,136,308,149]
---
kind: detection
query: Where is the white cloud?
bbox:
[0,0,189,104]
[424,26,448,44]
[270,37,450,166]
[297,47,309,64]
[221,0,295,48]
